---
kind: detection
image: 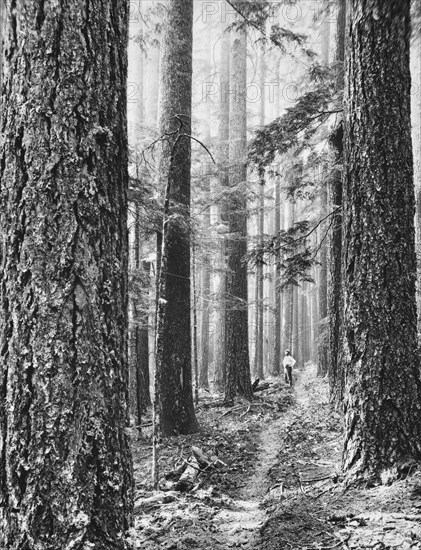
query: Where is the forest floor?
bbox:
[128,365,421,549]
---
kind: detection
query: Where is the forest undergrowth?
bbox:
[129,366,421,549]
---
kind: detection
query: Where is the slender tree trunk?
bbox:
[225,26,252,402]
[199,251,211,389]
[199,125,212,390]
[155,0,199,435]
[342,0,421,482]
[0,1,133,547]
[328,0,345,405]
[144,33,160,130]
[138,260,151,414]
[293,286,299,362]
[253,49,266,380]
[272,174,282,375]
[282,199,294,356]
[128,1,144,143]
[192,244,199,403]
[317,7,330,377]
[213,23,230,392]
[311,243,319,362]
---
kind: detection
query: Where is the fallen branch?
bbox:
[134,491,178,513]
[253,382,271,392]
[175,456,201,491]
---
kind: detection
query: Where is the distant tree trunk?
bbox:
[293,286,299,362]
[254,51,266,380]
[225,27,252,402]
[199,132,212,390]
[144,36,160,130]
[342,0,421,482]
[128,1,144,143]
[301,285,310,364]
[131,208,151,426]
[138,260,151,413]
[129,8,149,422]
[192,244,199,403]
[282,199,294,355]
[272,175,282,375]
[213,24,230,392]
[155,0,199,435]
[317,7,330,377]
[200,254,211,389]
[311,248,319,361]
[328,0,345,405]
[0,1,133,547]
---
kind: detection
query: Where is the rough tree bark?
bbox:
[224,26,253,402]
[342,0,421,482]
[155,0,199,435]
[0,1,133,547]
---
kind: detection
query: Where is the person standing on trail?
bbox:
[283,350,296,386]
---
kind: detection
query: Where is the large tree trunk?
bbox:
[224,27,252,402]
[0,1,133,547]
[342,0,421,482]
[155,0,199,435]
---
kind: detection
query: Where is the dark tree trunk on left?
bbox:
[0,1,132,548]
[155,0,199,435]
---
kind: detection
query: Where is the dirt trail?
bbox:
[211,411,286,548]
[212,366,315,548]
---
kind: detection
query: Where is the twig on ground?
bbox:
[314,485,335,499]
[317,533,351,549]
[216,405,243,420]
[302,475,333,483]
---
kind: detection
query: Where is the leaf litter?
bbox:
[128,366,421,549]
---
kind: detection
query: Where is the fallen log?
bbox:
[175,456,201,492]
[191,446,213,468]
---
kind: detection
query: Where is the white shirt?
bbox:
[283,355,296,367]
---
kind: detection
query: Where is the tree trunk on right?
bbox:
[342,0,421,483]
